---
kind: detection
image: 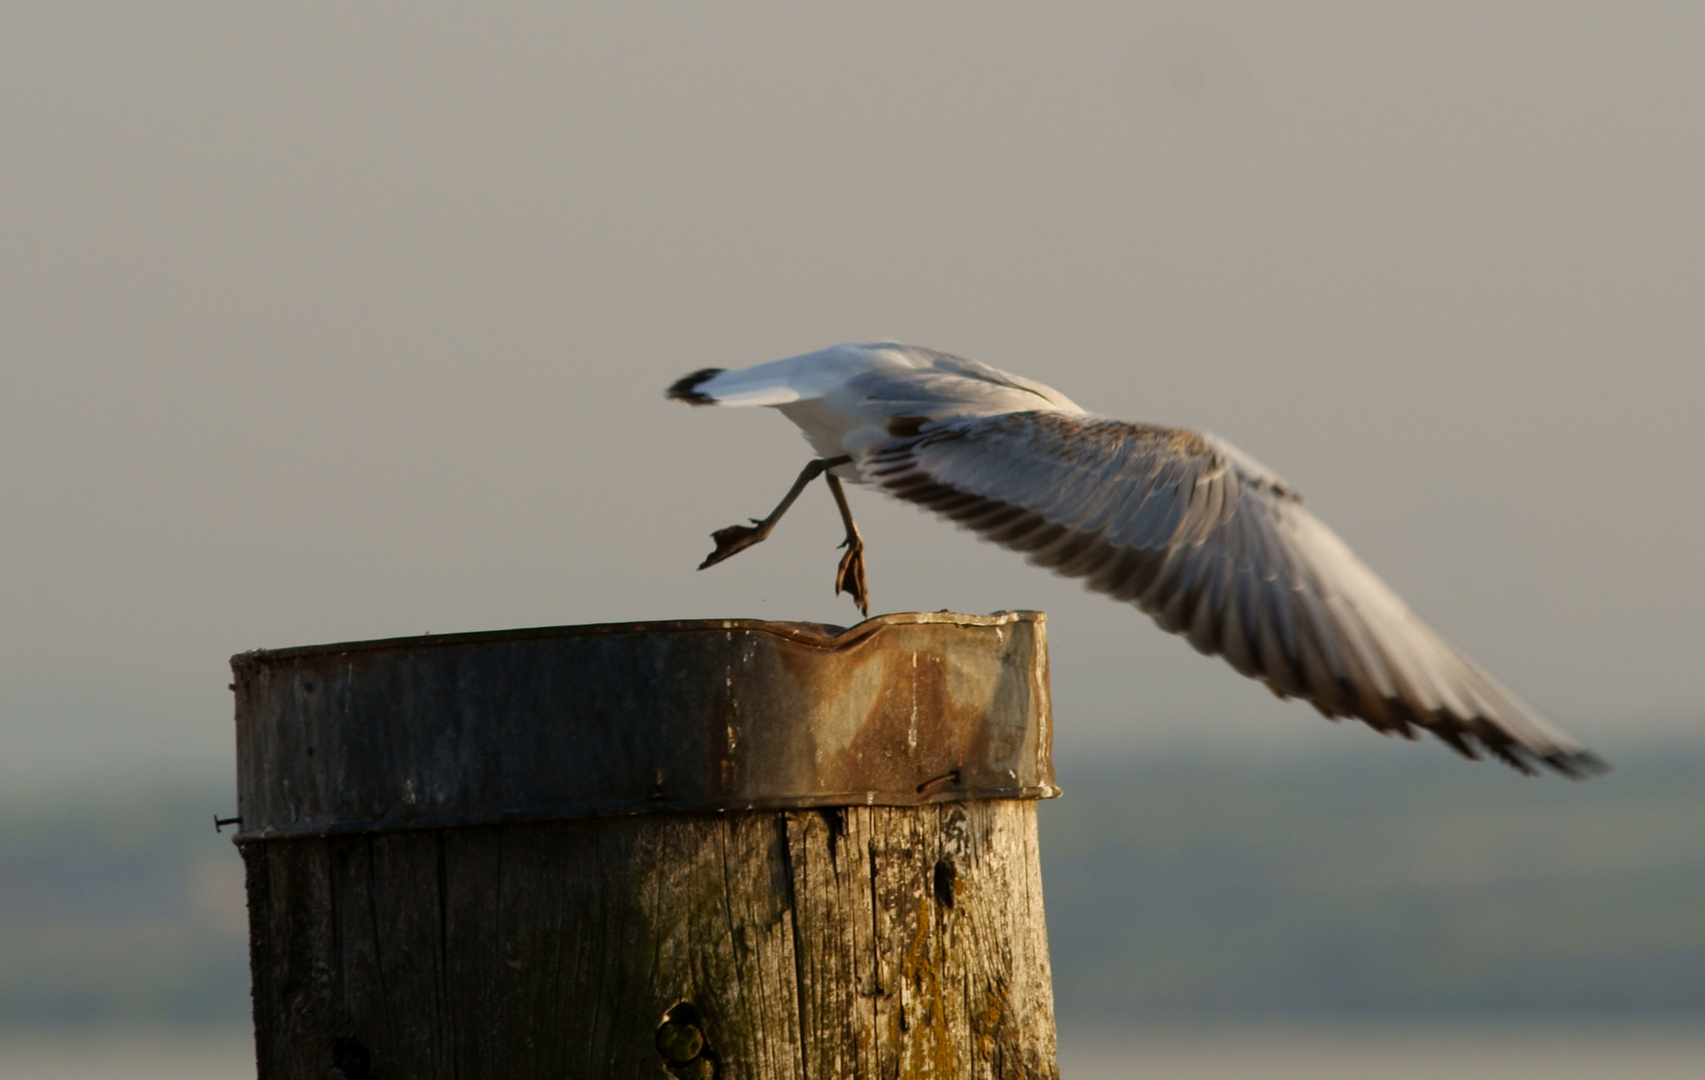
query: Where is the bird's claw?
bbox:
[835,537,870,616]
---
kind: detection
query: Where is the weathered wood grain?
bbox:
[242,801,1057,1079]
[236,615,1060,1078]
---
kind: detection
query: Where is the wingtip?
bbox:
[1447,727,1611,780]
[1543,748,1613,781]
[667,368,725,405]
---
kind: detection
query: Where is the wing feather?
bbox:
[868,411,1604,777]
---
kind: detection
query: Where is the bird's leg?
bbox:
[825,472,870,616]
[698,456,852,570]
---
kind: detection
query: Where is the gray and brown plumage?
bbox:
[668,342,1606,778]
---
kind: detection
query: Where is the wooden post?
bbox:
[232,611,1061,1079]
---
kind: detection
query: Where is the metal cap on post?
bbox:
[236,611,1061,1079]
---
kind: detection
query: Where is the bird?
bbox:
[667,342,1606,778]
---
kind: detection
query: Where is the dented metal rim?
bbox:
[233,610,1035,664]
[232,611,1057,840]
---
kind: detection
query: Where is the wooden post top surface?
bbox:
[232,611,1056,841]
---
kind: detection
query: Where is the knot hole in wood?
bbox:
[656,1001,719,1079]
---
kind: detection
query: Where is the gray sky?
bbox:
[2,3,1701,787]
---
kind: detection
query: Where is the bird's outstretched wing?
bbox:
[865,411,1605,777]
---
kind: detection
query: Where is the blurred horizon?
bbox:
[3,743,1701,1035]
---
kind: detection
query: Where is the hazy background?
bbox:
[1,2,1702,1074]
[2,2,1702,783]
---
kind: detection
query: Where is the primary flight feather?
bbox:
[667,342,1604,778]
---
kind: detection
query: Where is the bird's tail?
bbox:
[666,368,727,405]
[664,363,815,407]
[668,346,892,407]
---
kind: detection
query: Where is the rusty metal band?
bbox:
[232,611,1057,840]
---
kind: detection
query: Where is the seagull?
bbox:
[667,342,1606,778]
